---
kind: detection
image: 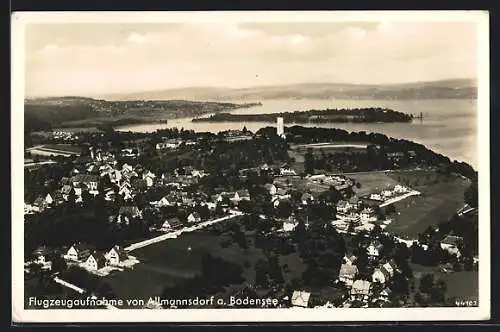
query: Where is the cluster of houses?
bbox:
[368,184,412,202]
[23,148,212,217]
[155,137,197,151]
[221,130,254,143]
[332,198,382,233]
[29,242,138,275]
[289,241,400,308]
[52,131,79,142]
[63,243,137,273]
[307,174,353,192]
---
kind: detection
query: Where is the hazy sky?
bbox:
[24,21,477,97]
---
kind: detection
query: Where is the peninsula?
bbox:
[193,107,413,124]
[24,97,262,132]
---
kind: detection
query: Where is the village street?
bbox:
[124,210,245,252]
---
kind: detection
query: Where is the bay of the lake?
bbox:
[116,99,478,169]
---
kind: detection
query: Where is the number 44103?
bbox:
[455,299,478,307]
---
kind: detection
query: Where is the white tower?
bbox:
[277,117,284,137]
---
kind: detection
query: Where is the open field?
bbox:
[277,176,330,194]
[291,144,368,157]
[384,170,469,238]
[41,144,84,154]
[27,144,83,157]
[290,142,369,150]
[287,150,305,173]
[287,143,369,174]
[104,230,270,308]
[411,263,478,305]
[104,232,220,307]
[440,271,478,302]
[349,171,399,196]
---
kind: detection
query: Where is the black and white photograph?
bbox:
[12,11,490,322]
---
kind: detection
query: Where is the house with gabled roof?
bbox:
[153,196,174,208]
[264,183,277,196]
[282,220,298,232]
[440,235,463,256]
[65,243,93,262]
[104,189,116,202]
[99,164,114,177]
[301,192,314,205]
[280,164,296,176]
[366,240,383,258]
[160,219,173,232]
[372,260,399,284]
[187,212,201,223]
[350,280,372,299]
[106,245,128,265]
[231,189,250,202]
[121,163,133,172]
[61,185,72,199]
[291,290,311,308]
[32,196,48,212]
[71,174,99,193]
[337,200,352,214]
[44,193,54,205]
[118,181,133,200]
[360,207,376,223]
[117,206,142,224]
[162,217,183,231]
[32,246,52,265]
[191,169,207,178]
[142,170,156,187]
[394,184,408,194]
[338,262,359,287]
[84,251,107,271]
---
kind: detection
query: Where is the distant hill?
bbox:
[99,79,477,101]
[24,97,260,131]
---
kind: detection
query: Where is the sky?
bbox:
[24,21,478,97]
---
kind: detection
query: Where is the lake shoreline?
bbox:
[113,99,477,169]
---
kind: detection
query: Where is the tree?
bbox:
[430,279,447,303]
[304,149,314,175]
[276,200,293,219]
[464,181,478,208]
[385,204,396,215]
[391,273,409,295]
[268,255,285,285]
[322,186,343,205]
[50,255,67,274]
[254,259,270,288]
[463,255,474,271]
[95,282,116,300]
[419,273,434,294]
[415,292,430,307]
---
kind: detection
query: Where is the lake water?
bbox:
[116,99,478,169]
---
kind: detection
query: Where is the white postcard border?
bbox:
[11,10,491,323]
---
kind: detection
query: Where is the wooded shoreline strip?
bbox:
[193,107,413,123]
